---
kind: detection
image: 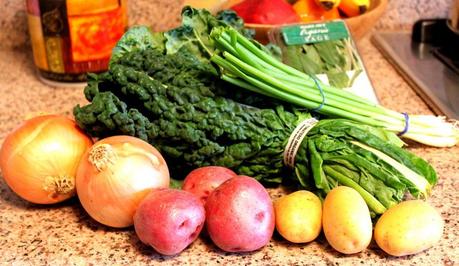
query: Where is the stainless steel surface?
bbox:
[373,32,459,120]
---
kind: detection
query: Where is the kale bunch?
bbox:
[76,61,304,183]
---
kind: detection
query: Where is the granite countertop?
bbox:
[0,30,458,265]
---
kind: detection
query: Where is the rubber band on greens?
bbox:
[311,76,325,112]
[398,112,410,136]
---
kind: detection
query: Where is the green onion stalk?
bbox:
[208,27,459,147]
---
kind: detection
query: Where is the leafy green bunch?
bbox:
[74,47,436,216]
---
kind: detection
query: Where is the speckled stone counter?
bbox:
[1,1,458,265]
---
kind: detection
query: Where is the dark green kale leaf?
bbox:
[115,48,289,109]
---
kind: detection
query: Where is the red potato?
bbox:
[205,176,275,252]
[182,166,237,205]
[133,189,205,256]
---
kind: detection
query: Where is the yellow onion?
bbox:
[76,136,170,228]
[0,115,93,204]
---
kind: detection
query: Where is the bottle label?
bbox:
[67,1,126,63]
[26,0,127,82]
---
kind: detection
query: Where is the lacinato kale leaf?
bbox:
[115,48,288,109]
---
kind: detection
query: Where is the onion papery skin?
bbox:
[0,115,93,204]
[76,136,170,228]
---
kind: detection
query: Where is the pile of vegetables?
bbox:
[73,47,436,216]
[0,6,448,260]
[71,8,441,216]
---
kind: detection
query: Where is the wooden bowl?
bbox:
[218,0,388,42]
[344,0,388,39]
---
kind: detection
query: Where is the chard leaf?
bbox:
[326,158,359,171]
[313,119,404,148]
[314,135,347,152]
[308,139,331,192]
[181,7,217,51]
[164,7,266,62]
[165,26,209,61]
[351,141,432,198]
[321,152,406,191]
[111,26,165,65]
[359,170,399,209]
[343,125,437,186]
[311,119,436,196]
[323,165,387,214]
[327,164,398,209]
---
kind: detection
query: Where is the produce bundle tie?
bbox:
[283,118,319,168]
[311,76,326,112]
[398,112,410,136]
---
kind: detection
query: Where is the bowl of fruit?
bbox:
[218,0,388,42]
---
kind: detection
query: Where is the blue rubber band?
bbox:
[398,112,410,136]
[311,76,326,112]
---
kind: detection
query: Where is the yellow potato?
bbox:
[322,186,372,254]
[374,200,444,256]
[274,190,322,243]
